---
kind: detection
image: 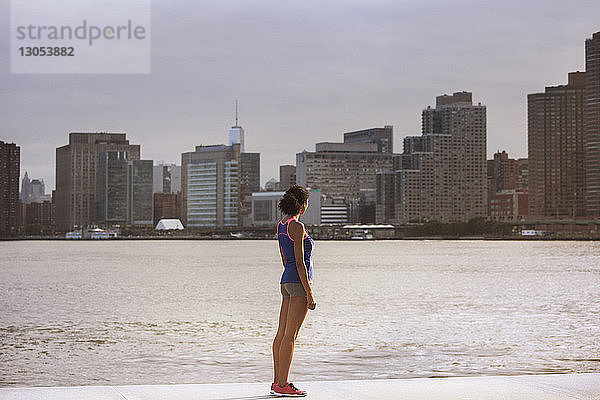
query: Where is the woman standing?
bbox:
[271,185,316,397]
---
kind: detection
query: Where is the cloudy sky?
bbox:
[1,0,599,191]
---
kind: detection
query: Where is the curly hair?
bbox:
[278,184,310,216]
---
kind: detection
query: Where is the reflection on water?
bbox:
[1,240,599,386]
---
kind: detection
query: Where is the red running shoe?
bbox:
[272,382,307,397]
[270,382,276,394]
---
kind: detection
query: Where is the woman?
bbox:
[271,185,316,397]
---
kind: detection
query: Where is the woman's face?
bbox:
[301,199,309,215]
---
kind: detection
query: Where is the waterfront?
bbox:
[1,240,599,387]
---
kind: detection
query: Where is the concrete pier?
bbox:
[1,373,599,400]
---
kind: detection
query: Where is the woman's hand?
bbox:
[307,293,316,310]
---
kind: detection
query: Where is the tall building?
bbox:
[20,172,31,202]
[240,153,260,194]
[279,165,296,190]
[96,151,153,227]
[517,158,529,193]
[296,141,393,212]
[378,92,487,223]
[0,141,20,237]
[229,126,245,153]
[29,179,46,202]
[528,72,587,219]
[228,101,245,152]
[487,151,519,194]
[182,143,260,228]
[127,159,153,226]
[153,163,181,194]
[21,173,49,204]
[486,151,529,221]
[585,32,600,217]
[343,125,394,154]
[55,132,140,231]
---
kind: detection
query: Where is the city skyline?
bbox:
[1,1,599,191]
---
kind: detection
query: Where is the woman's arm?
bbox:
[289,220,316,309]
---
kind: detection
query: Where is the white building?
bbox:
[252,191,285,227]
[229,126,245,152]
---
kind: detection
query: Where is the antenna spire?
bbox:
[235,100,239,126]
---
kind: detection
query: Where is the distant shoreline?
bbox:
[2,236,599,241]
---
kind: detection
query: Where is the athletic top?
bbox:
[277,216,314,284]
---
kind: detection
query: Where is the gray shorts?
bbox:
[280,282,306,298]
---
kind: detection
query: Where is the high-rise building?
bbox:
[528,72,587,219]
[585,32,600,217]
[517,158,529,193]
[96,151,128,224]
[96,151,153,227]
[378,92,487,223]
[229,126,245,153]
[0,141,20,237]
[487,151,518,194]
[240,153,260,195]
[20,172,31,202]
[21,173,49,203]
[296,141,393,214]
[228,101,245,152]
[486,151,528,221]
[127,159,153,226]
[182,143,259,228]
[29,179,46,202]
[343,125,394,154]
[55,132,140,231]
[279,165,296,190]
[153,164,181,194]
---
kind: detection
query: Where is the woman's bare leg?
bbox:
[277,295,308,386]
[272,296,290,383]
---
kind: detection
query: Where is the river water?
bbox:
[1,240,599,387]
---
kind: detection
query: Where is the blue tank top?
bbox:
[277,216,314,284]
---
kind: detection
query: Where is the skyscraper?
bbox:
[20,173,49,203]
[487,151,529,221]
[585,31,600,217]
[229,126,245,153]
[378,92,487,223]
[0,141,20,237]
[128,159,154,226]
[296,142,393,201]
[96,151,153,227]
[96,151,128,224]
[20,172,31,203]
[153,163,181,194]
[528,72,587,219]
[182,143,260,228]
[279,165,296,190]
[343,125,394,154]
[55,132,140,231]
[228,101,245,152]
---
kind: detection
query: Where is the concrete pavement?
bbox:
[1,373,599,400]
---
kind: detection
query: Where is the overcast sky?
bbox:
[1,0,599,191]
